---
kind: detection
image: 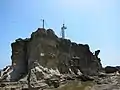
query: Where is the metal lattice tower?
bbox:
[61,24,67,39]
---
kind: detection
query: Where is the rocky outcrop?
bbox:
[104,66,117,73]
[51,73,120,90]
[0,28,102,89]
[0,65,13,82]
[10,28,102,79]
[104,66,120,74]
[10,38,29,81]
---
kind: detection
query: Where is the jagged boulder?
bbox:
[95,50,100,57]
[0,65,13,82]
[104,66,117,73]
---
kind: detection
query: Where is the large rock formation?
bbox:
[2,28,120,90]
[10,28,102,80]
[0,28,102,89]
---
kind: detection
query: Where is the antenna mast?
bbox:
[42,19,44,29]
[41,19,45,29]
[61,24,67,39]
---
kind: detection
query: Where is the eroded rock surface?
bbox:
[11,28,102,79]
[0,28,102,89]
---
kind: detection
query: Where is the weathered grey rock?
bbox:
[105,66,117,73]
[0,28,103,89]
[10,38,29,81]
[9,28,102,79]
[0,66,13,82]
[76,75,94,81]
[94,50,100,57]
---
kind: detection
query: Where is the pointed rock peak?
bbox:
[31,28,47,39]
[47,29,55,35]
[37,28,47,35]
[95,50,100,57]
[47,29,58,39]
